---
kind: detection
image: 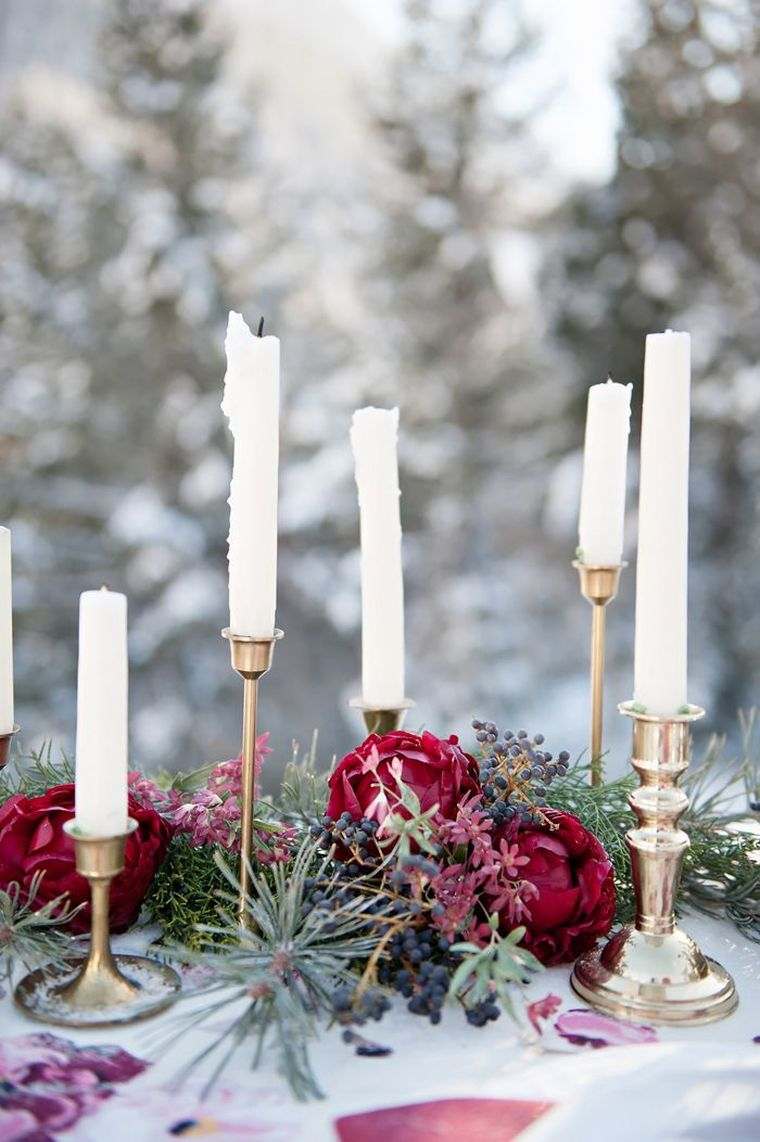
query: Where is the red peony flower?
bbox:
[326,730,479,842]
[491,810,615,966]
[0,784,171,934]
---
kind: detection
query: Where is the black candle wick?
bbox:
[257,316,265,337]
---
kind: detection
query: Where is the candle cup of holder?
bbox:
[14,819,181,1027]
[573,561,625,786]
[222,626,283,930]
[0,723,20,770]
[570,702,738,1025]
[349,697,415,737]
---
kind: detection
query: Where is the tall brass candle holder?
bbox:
[349,697,415,736]
[573,561,625,785]
[222,626,283,929]
[571,702,738,1025]
[0,723,20,769]
[15,819,181,1027]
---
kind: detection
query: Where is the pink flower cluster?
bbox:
[127,734,294,862]
[432,798,538,943]
[0,1033,147,1136]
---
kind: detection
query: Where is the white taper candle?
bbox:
[74,588,128,836]
[578,379,632,566]
[222,312,280,636]
[0,529,14,734]
[634,330,691,714]
[351,407,405,707]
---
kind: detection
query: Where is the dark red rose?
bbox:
[326,730,479,844]
[492,810,615,966]
[0,783,171,934]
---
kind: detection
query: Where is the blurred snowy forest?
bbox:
[1,0,758,783]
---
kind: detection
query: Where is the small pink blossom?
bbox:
[497,839,530,879]
[430,865,480,938]
[527,993,562,1034]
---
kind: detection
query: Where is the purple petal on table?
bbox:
[555,1008,658,1048]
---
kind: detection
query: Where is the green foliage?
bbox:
[277,734,332,824]
[145,835,233,950]
[450,920,542,1020]
[0,872,81,983]
[0,744,74,802]
[383,781,439,858]
[165,839,398,1101]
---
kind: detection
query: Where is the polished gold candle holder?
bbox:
[0,723,20,769]
[14,818,181,1027]
[573,561,625,785]
[222,626,283,929]
[571,702,738,1025]
[349,697,415,736]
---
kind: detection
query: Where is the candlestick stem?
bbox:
[570,703,737,1024]
[589,603,605,782]
[223,627,283,930]
[574,561,624,785]
[239,673,259,924]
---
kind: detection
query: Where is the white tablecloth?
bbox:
[3,913,760,1141]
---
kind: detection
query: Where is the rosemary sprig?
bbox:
[0,872,81,983]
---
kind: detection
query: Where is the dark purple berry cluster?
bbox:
[472,718,570,825]
[465,997,501,1027]
[377,922,455,1025]
[310,811,380,854]
[331,983,391,1025]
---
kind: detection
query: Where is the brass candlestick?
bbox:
[350,697,415,736]
[571,703,738,1025]
[222,626,283,929]
[0,723,20,769]
[573,561,625,785]
[15,819,181,1027]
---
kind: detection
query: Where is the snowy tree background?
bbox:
[0,0,755,784]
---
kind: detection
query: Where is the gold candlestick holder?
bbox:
[349,697,415,736]
[573,561,625,785]
[222,626,283,929]
[0,723,20,769]
[570,702,738,1025]
[15,818,181,1027]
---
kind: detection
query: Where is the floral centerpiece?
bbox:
[0,717,757,1101]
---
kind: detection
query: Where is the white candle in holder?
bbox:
[351,407,405,707]
[75,588,128,836]
[222,312,280,636]
[634,330,691,714]
[578,378,632,566]
[0,528,14,734]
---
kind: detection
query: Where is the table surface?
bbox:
[3,913,760,1141]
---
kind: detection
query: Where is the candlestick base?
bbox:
[350,698,415,736]
[570,927,737,1026]
[0,724,20,770]
[14,955,182,1028]
[570,702,737,1025]
[14,819,181,1027]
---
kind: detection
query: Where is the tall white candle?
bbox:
[634,330,691,714]
[351,407,405,707]
[578,379,632,566]
[222,312,280,636]
[0,529,13,734]
[75,588,128,836]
